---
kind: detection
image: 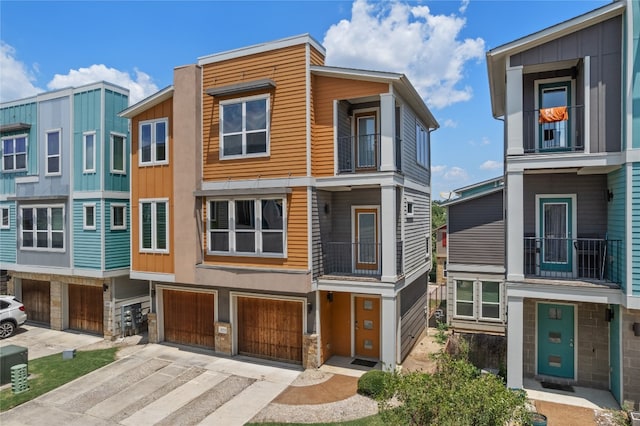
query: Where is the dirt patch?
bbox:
[400,327,444,373]
[274,374,358,405]
[534,400,596,426]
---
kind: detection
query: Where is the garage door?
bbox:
[162,289,215,349]
[237,297,303,364]
[21,279,50,325]
[68,284,104,334]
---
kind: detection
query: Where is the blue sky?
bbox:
[0,0,609,199]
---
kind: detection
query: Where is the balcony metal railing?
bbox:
[338,134,380,173]
[523,237,621,283]
[317,242,381,277]
[523,105,584,154]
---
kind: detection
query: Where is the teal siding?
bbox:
[0,201,16,263]
[632,163,640,296]
[104,199,130,270]
[607,168,626,291]
[0,102,37,195]
[73,89,102,192]
[73,199,102,269]
[104,90,130,192]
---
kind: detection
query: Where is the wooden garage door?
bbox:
[21,279,50,325]
[68,284,103,334]
[163,289,215,349]
[237,297,303,364]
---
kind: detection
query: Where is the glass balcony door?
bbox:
[355,113,377,170]
[538,82,571,151]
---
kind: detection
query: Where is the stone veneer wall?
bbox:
[303,334,319,369]
[215,321,232,355]
[147,313,159,343]
[622,306,640,410]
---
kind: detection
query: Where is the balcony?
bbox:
[314,241,403,280]
[523,105,584,154]
[523,237,621,284]
[337,135,402,174]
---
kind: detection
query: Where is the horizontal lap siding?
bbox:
[632,164,640,295]
[1,103,37,195]
[202,45,308,180]
[104,199,130,270]
[311,76,389,177]
[131,98,174,274]
[607,168,626,290]
[73,199,102,269]
[404,189,429,273]
[0,202,16,263]
[309,46,325,66]
[400,288,427,361]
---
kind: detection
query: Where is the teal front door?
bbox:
[538,303,575,378]
[539,197,573,273]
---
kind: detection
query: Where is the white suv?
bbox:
[0,295,27,338]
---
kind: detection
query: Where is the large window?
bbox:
[83,132,96,173]
[139,119,168,165]
[454,279,502,320]
[208,198,284,256]
[220,95,269,158]
[139,200,168,252]
[416,122,429,168]
[2,135,27,172]
[481,281,500,319]
[21,205,64,251]
[455,280,474,318]
[46,129,61,175]
[111,133,126,174]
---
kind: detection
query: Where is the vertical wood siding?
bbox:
[73,199,102,269]
[68,284,103,334]
[21,279,50,324]
[163,289,215,348]
[131,98,174,273]
[202,44,308,180]
[0,202,16,263]
[311,76,389,177]
[74,89,102,191]
[0,102,37,195]
[104,90,130,192]
[104,198,130,270]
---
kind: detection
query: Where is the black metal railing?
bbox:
[523,105,584,154]
[395,137,402,172]
[396,240,403,276]
[317,242,381,277]
[337,134,380,173]
[523,237,621,283]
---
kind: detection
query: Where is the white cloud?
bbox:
[459,0,470,14]
[48,65,158,104]
[469,136,490,146]
[443,119,457,128]
[0,41,43,102]
[480,160,502,171]
[432,164,447,175]
[444,166,468,180]
[323,0,485,109]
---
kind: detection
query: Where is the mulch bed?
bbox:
[273,374,358,405]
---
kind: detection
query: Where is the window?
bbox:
[443,261,447,278]
[416,122,429,168]
[2,135,27,172]
[442,230,447,248]
[20,205,64,251]
[140,200,168,252]
[455,280,474,318]
[83,204,96,230]
[46,129,61,175]
[111,204,126,230]
[406,198,414,218]
[83,132,96,173]
[480,281,501,319]
[139,119,168,165]
[111,133,126,174]
[0,207,9,229]
[207,198,284,256]
[220,95,269,158]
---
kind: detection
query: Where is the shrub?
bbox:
[357,370,391,399]
[434,320,449,345]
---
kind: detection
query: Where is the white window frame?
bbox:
[139,199,169,253]
[416,122,429,168]
[139,118,168,166]
[20,204,65,252]
[110,132,127,174]
[111,203,127,230]
[83,203,96,230]
[453,279,475,319]
[45,129,62,176]
[219,94,270,160]
[83,131,96,173]
[206,197,286,257]
[479,281,502,321]
[406,197,414,218]
[0,207,9,229]
[2,134,28,172]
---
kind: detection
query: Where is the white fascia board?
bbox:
[130,270,176,282]
[73,191,130,200]
[506,281,622,305]
[441,187,503,207]
[447,263,505,274]
[315,172,402,189]
[506,152,624,172]
[315,279,397,298]
[200,176,313,192]
[310,65,402,82]
[119,86,174,118]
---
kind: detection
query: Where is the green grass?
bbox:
[0,347,118,412]
[245,414,386,426]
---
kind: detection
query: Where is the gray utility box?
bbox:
[0,345,28,385]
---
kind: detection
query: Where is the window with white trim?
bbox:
[406,198,414,218]
[416,122,429,168]
[111,204,126,230]
[83,132,96,173]
[111,133,126,174]
[140,200,168,252]
[20,205,64,251]
[46,129,61,175]
[208,198,284,256]
[0,207,9,229]
[454,279,502,320]
[480,281,500,319]
[139,119,168,165]
[455,280,474,318]
[2,135,28,172]
[83,203,96,230]
[220,95,269,158]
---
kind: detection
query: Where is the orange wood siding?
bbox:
[202,44,309,180]
[130,98,175,274]
[309,46,325,66]
[311,76,389,177]
[203,186,308,269]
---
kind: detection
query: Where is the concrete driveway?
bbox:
[0,326,302,426]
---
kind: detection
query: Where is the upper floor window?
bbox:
[480,281,500,320]
[111,204,126,230]
[83,132,96,173]
[111,133,126,174]
[0,207,9,229]
[537,80,572,151]
[83,203,96,230]
[455,280,474,318]
[416,123,429,168]
[220,95,269,159]
[2,135,27,172]
[139,119,168,166]
[46,129,61,176]
[208,198,284,256]
[454,279,502,321]
[20,205,64,251]
[140,199,168,253]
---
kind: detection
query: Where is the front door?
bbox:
[537,303,575,379]
[355,113,377,170]
[354,296,380,359]
[354,208,379,271]
[539,197,573,274]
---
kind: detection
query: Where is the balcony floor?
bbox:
[522,276,620,290]
[318,273,381,282]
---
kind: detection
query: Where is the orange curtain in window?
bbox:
[539,106,568,123]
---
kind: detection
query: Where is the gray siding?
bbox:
[449,191,504,266]
[400,105,430,183]
[328,189,380,241]
[16,200,71,268]
[403,187,429,273]
[400,274,427,360]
